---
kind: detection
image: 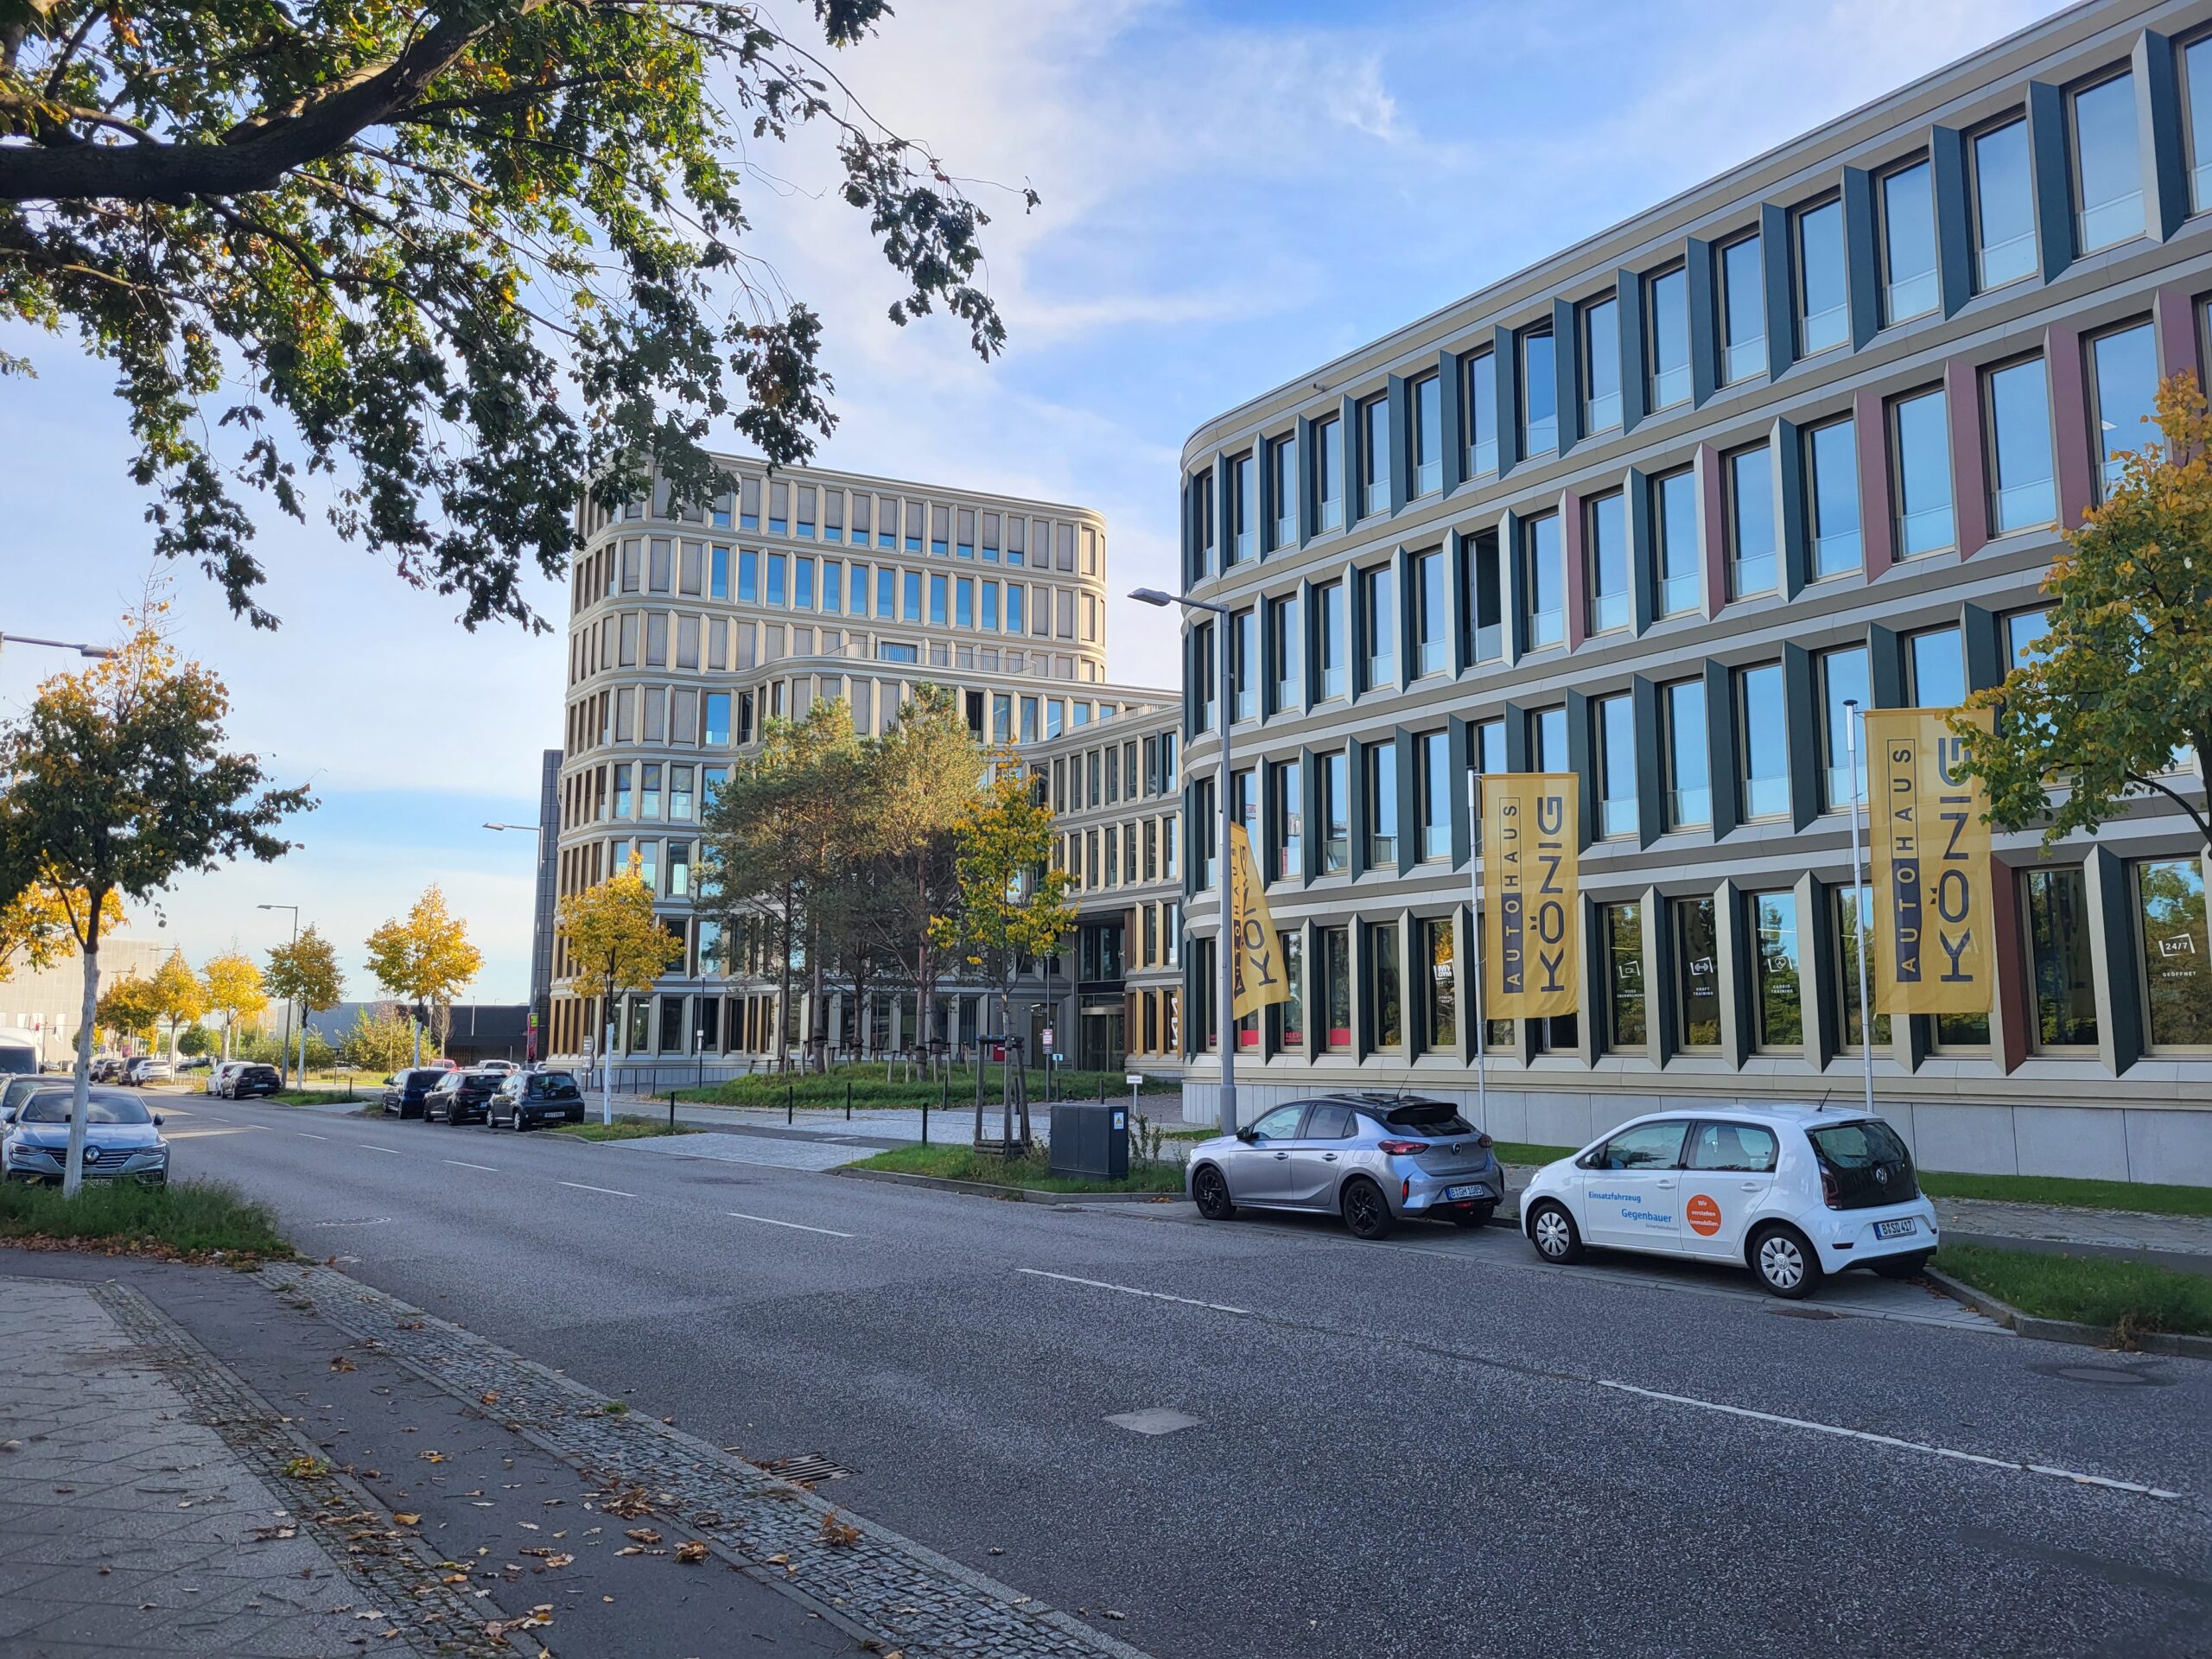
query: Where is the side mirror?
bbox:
[153,1114,164,1127]
[1235,1127,1259,1143]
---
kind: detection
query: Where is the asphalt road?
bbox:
[146,1094,2212,1659]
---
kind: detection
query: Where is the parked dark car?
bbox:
[378,1068,448,1119]
[228,1064,282,1099]
[488,1070,587,1131]
[425,1068,503,1125]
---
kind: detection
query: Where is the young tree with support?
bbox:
[365,886,483,1065]
[264,925,346,1084]
[556,855,682,1123]
[200,949,269,1061]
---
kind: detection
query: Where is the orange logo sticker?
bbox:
[1686,1194,1722,1236]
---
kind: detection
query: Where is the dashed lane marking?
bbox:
[558,1180,636,1198]
[725,1211,855,1238]
[354,1144,402,1155]
[443,1160,498,1173]
[1016,1267,1252,1316]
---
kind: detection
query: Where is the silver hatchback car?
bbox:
[1185,1094,1503,1240]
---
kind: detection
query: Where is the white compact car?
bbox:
[1518,1105,1938,1300]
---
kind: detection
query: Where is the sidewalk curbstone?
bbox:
[832,1166,1177,1205]
[1923,1267,2212,1361]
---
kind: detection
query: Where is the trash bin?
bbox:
[1048,1101,1128,1181]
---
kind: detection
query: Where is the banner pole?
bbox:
[1467,771,1487,1128]
[1845,701,1875,1122]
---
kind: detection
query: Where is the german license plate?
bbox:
[1874,1217,1917,1239]
[1445,1184,1490,1201]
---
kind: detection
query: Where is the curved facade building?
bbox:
[1173,0,2212,1179]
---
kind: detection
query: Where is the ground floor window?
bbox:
[1830,886,1891,1050]
[1367,921,1402,1051]
[2024,866,2098,1050]
[1271,931,1306,1055]
[1318,926,1351,1052]
[1750,891,1802,1051]
[2137,857,2211,1049]
[1602,902,1644,1050]
[1419,917,1456,1053]
[1674,896,1720,1049]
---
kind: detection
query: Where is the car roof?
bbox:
[1610,1103,1883,1134]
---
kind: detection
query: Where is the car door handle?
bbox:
[1322,1153,1338,1161]
[1655,1179,1676,1189]
[1740,1182,1761,1192]
[1273,1150,1289,1160]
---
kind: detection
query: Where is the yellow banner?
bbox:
[1228,823,1288,1018]
[1866,708,1995,1015]
[1482,773,1580,1018]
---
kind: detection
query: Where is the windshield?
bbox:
[20,1094,153,1126]
[0,1046,34,1075]
[1808,1121,1912,1169]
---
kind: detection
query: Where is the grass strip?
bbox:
[550,1116,699,1142]
[1936,1242,2212,1339]
[1492,1141,1578,1168]
[1917,1171,2212,1217]
[0,1177,291,1262]
[849,1141,1185,1195]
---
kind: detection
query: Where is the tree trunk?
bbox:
[63,933,98,1198]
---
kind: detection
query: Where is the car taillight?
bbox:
[1821,1167,1840,1210]
[1377,1139,1429,1156]
[1476,1134,1494,1149]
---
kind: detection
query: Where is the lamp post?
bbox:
[257,903,301,1086]
[0,632,114,664]
[1842,702,1876,1122]
[1130,585,1238,1135]
[485,821,547,1064]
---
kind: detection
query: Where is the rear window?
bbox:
[541,1076,582,1099]
[243,1066,277,1080]
[409,1071,446,1086]
[1808,1121,1912,1170]
[1382,1103,1475,1135]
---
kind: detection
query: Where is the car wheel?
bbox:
[1191,1164,1236,1220]
[1449,1205,1497,1229]
[1339,1177,1395,1241]
[1751,1224,1823,1300]
[1870,1250,1932,1281]
[1528,1201,1583,1263]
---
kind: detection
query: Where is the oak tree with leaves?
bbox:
[556,851,681,1118]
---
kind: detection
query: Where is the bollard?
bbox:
[922,1090,931,1146]
[786,1082,794,1125]
[668,1090,677,1135]
[845,1078,852,1122]
[1097,1075,1106,1104]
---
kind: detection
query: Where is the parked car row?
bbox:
[1185,1096,1936,1301]
[205,1061,282,1099]
[0,1081,168,1186]
[378,1066,585,1130]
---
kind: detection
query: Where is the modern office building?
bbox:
[1173,0,2212,1179]
[547,454,1173,1080]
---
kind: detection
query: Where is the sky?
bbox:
[0,0,2070,1001]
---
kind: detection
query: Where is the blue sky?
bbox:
[0,0,2066,1001]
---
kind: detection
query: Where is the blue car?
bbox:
[3,1086,169,1186]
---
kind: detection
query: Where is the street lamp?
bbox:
[1130,585,1238,1135]
[485,822,546,1065]
[257,903,302,1086]
[0,632,114,663]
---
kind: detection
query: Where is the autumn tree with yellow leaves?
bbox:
[365,886,483,1067]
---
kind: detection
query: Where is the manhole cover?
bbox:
[1105,1408,1200,1436]
[2031,1363,2170,1387]
[757,1453,854,1483]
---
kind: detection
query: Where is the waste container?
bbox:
[1048,1101,1128,1181]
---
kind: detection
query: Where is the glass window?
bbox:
[1647,265,1691,410]
[1986,357,2056,535]
[1520,326,1558,459]
[1674,898,1721,1048]
[2070,71,2144,253]
[1316,581,1347,700]
[2025,867,2099,1050]
[1522,512,1564,649]
[1968,118,2036,291]
[2186,35,2212,213]
[1194,620,1216,733]
[1892,387,1955,556]
[1719,233,1766,385]
[981,577,999,631]
[1226,452,1255,564]
[903,569,922,621]
[822,560,843,614]
[1269,593,1301,711]
[1420,916,1456,1053]
[1805,417,1862,579]
[794,556,816,610]
[1319,926,1351,1050]
[612,763,632,820]
[2136,859,2211,1048]
[1688,1122,1778,1173]
[1533,705,1568,772]
[1368,921,1402,1050]
[1662,678,1710,830]
[1471,717,1504,852]
[1270,759,1302,881]
[1738,662,1788,820]
[1465,529,1503,662]
[1411,549,1446,677]
[1360,563,1395,691]
[1232,607,1257,722]
[1410,373,1443,496]
[1315,415,1344,531]
[1905,626,1965,708]
[1750,892,1803,1048]
[1465,351,1498,477]
[1596,693,1637,838]
[929,572,949,625]
[703,693,730,747]
[1415,730,1449,861]
[1586,492,1629,634]
[1594,1121,1689,1170]
[2005,607,2051,670]
[1603,902,1646,1051]
[709,545,729,600]
[1818,645,1871,810]
[1653,468,1700,617]
[1795,197,1847,355]
[1006,582,1024,635]
[1273,930,1305,1052]
[1359,394,1389,517]
[1878,160,1938,325]
[2088,322,2158,497]
[1320,751,1349,873]
[1726,443,1777,598]
[1834,886,1891,1049]
[1266,434,1297,546]
[1582,295,1622,434]
[1364,742,1397,868]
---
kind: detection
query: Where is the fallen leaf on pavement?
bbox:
[765,1554,789,1566]
[820,1513,860,1548]
[393,1515,420,1528]
[674,1541,707,1564]
[479,1391,500,1405]
[420,1452,446,1465]
[624,1529,661,1546]
[330,1357,356,1373]
[615,1547,643,1557]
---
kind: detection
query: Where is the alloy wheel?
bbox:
[1534,1209,1571,1259]
[1758,1233,1806,1291]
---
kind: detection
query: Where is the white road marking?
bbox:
[1592,1377,2187,1501]
[443,1160,498,1173]
[1017,1267,1252,1316]
[354,1144,402,1155]
[559,1180,635,1198]
[725,1211,855,1238]
[296,1133,327,1141]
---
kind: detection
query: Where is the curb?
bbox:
[1924,1267,2212,1361]
[833,1166,1179,1205]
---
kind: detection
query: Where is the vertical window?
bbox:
[1647,265,1691,410]
[640,762,663,819]
[1662,678,1711,830]
[1878,159,1938,325]
[1750,892,1803,1049]
[1905,625,1965,708]
[1833,886,1891,1050]
[1586,492,1630,633]
[1410,372,1443,495]
[1603,902,1646,1050]
[928,572,948,625]
[930,503,950,556]
[703,693,730,747]
[1795,197,1847,354]
[2135,859,2211,1048]
[1315,416,1344,531]
[767,480,788,534]
[1674,897,1721,1049]
[1269,593,1301,711]
[2186,35,2212,212]
[1360,563,1395,690]
[903,569,922,621]
[2069,71,2144,253]
[1411,549,1446,676]
[1595,692,1637,837]
[1319,926,1351,1050]
[1737,662,1789,820]
[1471,716,1505,851]
[1359,394,1389,516]
[1522,512,1564,648]
[796,486,817,539]
[1805,417,1862,578]
[1581,295,1622,433]
[1321,751,1350,873]
[824,491,844,544]
[2005,607,2051,670]
[739,477,761,531]
[613,763,632,820]
[1533,705,1568,772]
[1726,443,1777,598]
[1192,469,1215,572]
[1006,582,1024,635]
[849,493,871,545]
[1465,529,1504,663]
[1368,921,1402,1051]
[766,552,786,607]
[1719,233,1766,384]
[980,578,999,632]
[1227,452,1255,564]
[823,560,843,614]
[1268,434,1297,545]
[2088,321,2158,496]
[952,575,972,628]
[1653,467,1700,617]
[2025,867,2099,1050]
[1364,743,1398,868]
[709,545,729,600]
[1986,357,2056,535]
[1520,326,1558,457]
[1420,917,1456,1052]
[956,506,975,558]
[1891,387,1956,556]
[1270,759,1302,881]
[1194,619,1216,733]
[1316,581,1347,700]
[1465,351,1498,476]
[1415,730,1449,861]
[1817,645,1871,810]
[795,556,816,610]
[1232,608,1257,722]
[1970,117,2036,290]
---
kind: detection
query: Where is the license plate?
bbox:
[1445,1184,1490,1201]
[1874,1217,1917,1239]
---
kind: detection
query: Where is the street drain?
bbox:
[758,1453,854,1484]
[1769,1306,1840,1320]
[2031,1363,2170,1387]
